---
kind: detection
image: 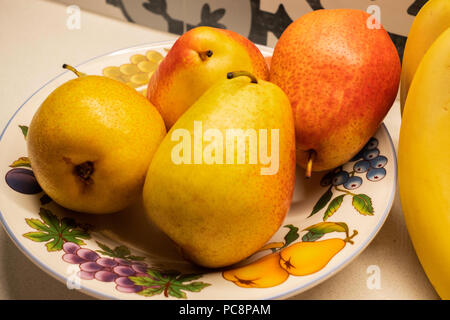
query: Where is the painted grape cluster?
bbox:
[21,206,210,299]
[62,242,148,293]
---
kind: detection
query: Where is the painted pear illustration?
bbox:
[222,253,289,288]
[27,65,166,214]
[279,232,357,276]
[143,71,296,268]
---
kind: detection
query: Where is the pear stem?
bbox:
[62,64,86,77]
[305,149,316,179]
[344,230,358,245]
[227,71,258,84]
[198,50,213,61]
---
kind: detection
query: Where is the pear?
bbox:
[143,71,296,268]
[147,26,269,129]
[280,240,345,276]
[27,65,166,214]
[222,253,289,288]
[270,9,400,174]
[279,231,357,276]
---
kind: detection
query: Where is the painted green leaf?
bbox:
[168,286,186,299]
[115,245,131,257]
[175,274,202,283]
[304,221,349,234]
[39,208,60,231]
[10,157,31,168]
[177,281,211,292]
[129,276,157,286]
[302,222,349,242]
[323,194,345,221]
[301,231,325,242]
[25,218,51,232]
[283,224,299,248]
[19,125,28,138]
[46,237,65,251]
[23,207,90,251]
[309,187,333,217]
[146,269,164,281]
[95,241,146,261]
[137,286,164,298]
[130,269,210,299]
[63,230,89,245]
[96,241,114,255]
[352,194,374,216]
[23,232,53,242]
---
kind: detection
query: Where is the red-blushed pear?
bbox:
[270,9,400,175]
[147,26,269,129]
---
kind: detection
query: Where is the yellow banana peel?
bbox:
[400,0,450,113]
[398,27,450,299]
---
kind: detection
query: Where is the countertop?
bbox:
[0,0,439,300]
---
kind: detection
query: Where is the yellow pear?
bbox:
[27,65,166,214]
[223,253,289,288]
[279,239,346,276]
[143,71,296,268]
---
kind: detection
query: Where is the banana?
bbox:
[398,28,450,299]
[400,0,450,113]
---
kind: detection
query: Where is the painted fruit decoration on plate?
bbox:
[3,7,401,299]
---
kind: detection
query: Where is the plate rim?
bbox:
[0,41,398,300]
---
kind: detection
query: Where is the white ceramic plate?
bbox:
[0,41,396,300]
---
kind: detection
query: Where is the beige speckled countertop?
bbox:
[0,0,439,300]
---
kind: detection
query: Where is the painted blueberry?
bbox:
[364,137,378,150]
[366,167,386,182]
[5,168,42,194]
[370,156,388,169]
[353,160,370,173]
[332,171,349,186]
[320,171,335,187]
[363,148,380,161]
[343,176,363,190]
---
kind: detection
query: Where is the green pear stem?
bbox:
[305,149,316,179]
[227,71,258,84]
[62,64,86,77]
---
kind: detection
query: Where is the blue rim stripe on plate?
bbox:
[0,42,397,300]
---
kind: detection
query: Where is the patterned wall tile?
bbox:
[54,0,430,60]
